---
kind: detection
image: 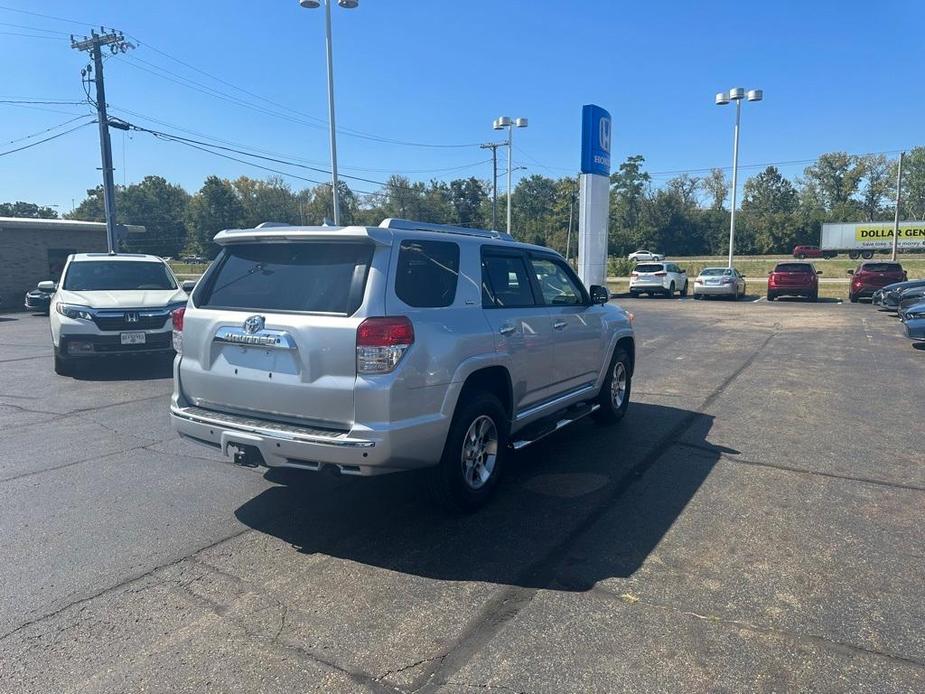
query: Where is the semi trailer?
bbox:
[820,221,925,259]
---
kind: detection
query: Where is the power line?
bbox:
[0,31,65,40]
[3,114,94,145]
[0,122,94,158]
[0,4,95,28]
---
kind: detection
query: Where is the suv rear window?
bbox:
[862,263,902,273]
[394,239,459,308]
[774,263,813,273]
[198,242,373,315]
[634,263,664,273]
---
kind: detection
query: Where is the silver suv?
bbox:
[170,219,635,509]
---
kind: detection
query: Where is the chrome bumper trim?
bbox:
[170,405,375,448]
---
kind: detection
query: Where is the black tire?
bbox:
[766,293,775,302]
[53,350,72,376]
[629,291,639,298]
[809,291,818,302]
[693,293,701,300]
[849,293,858,303]
[680,281,688,297]
[429,392,507,512]
[798,253,806,260]
[593,347,632,425]
[849,251,860,260]
[665,282,675,298]
[861,250,874,259]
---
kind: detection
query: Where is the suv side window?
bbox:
[394,239,460,308]
[482,253,537,308]
[529,256,585,306]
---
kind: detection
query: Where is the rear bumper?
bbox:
[629,281,667,292]
[768,286,815,297]
[693,284,736,296]
[170,403,449,475]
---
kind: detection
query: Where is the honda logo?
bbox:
[599,117,611,154]
[124,312,139,323]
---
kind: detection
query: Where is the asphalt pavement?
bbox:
[0,297,922,693]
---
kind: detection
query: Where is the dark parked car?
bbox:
[767,262,821,302]
[792,244,824,259]
[848,262,906,303]
[24,281,55,314]
[875,279,925,309]
[897,286,925,313]
[901,300,925,342]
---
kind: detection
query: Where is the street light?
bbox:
[299,0,358,225]
[493,115,528,235]
[715,87,762,268]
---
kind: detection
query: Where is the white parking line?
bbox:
[753,297,765,303]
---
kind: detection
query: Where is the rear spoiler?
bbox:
[213,225,392,246]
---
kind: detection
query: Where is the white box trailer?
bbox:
[821,221,925,259]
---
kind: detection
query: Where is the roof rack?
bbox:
[379,218,514,241]
[255,221,290,228]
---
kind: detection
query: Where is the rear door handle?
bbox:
[553,320,567,330]
[499,324,516,336]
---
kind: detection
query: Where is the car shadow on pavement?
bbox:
[70,355,174,381]
[234,402,724,591]
[773,297,842,304]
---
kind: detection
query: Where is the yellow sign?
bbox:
[855,224,925,241]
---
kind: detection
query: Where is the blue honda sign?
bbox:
[580,104,612,176]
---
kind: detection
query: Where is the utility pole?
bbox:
[480,142,504,229]
[891,151,904,262]
[71,28,134,253]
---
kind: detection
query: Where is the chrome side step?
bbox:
[511,403,600,451]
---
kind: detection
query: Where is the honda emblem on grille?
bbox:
[243,315,265,334]
[125,311,139,323]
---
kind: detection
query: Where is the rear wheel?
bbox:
[798,253,806,260]
[849,250,860,260]
[849,293,858,303]
[809,291,819,302]
[766,293,776,302]
[665,282,675,298]
[629,291,639,298]
[680,281,688,297]
[429,392,507,512]
[593,348,632,425]
[861,250,874,259]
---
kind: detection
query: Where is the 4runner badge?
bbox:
[243,315,265,334]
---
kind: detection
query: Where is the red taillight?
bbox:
[653,271,667,277]
[171,307,185,331]
[357,316,414,346]
[356,317,414,374]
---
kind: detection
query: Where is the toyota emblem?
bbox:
[243,315,265,334]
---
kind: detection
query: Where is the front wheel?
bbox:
[429,392,507,512]
[593,348,632,425]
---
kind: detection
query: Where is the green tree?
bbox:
[233,176,299,228]
[185,176,244,257]
[67,186,109,222]
[609,155,651,254]
[802,152,864,220]
[702,168,728,210]
[448,177,487,227]
[119,176,191,257]
[511,174,558,244]
[858,154,892,221]
[897,147,925,220]
[742,166,798,215]
[0,201,59,218]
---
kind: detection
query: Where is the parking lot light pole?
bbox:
[493,116,528,235]
[891,151,904,262]
[715,87,762,268]
[300,0,358,225]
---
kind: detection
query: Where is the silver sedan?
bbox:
[692,267,747,300]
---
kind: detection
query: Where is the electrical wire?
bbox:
[3,114,94,145]
[0,121,94,158]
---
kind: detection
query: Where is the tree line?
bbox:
[3,147,923,259]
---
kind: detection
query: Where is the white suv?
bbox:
[49,253,189,375]
[629,262,688,298]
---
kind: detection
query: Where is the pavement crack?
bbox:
[377,654,446,682]
[677,442,925,493]
[592,586,925,670]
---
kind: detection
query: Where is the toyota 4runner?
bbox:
[170,219,636,510]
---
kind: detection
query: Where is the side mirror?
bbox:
[37,281,56,292]
[816,270,823,275]
[679,268,687,274]
[846,269,854,275]
[181,280,197,293]
[740,274,746,278]
[589,285,609,305]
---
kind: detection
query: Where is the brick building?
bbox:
[0,218,145,310]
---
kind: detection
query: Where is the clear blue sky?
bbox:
[1,0,922,212]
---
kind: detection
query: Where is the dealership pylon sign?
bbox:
[577,105,612,288]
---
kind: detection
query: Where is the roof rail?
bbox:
[379,218,514,241]
[255,221,290,229]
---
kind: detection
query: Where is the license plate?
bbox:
[121,331,146,345]
[706,279,720,285]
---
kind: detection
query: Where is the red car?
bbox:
[848,262,906,303]
[793,244,823,259]
[767,262,820,302]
